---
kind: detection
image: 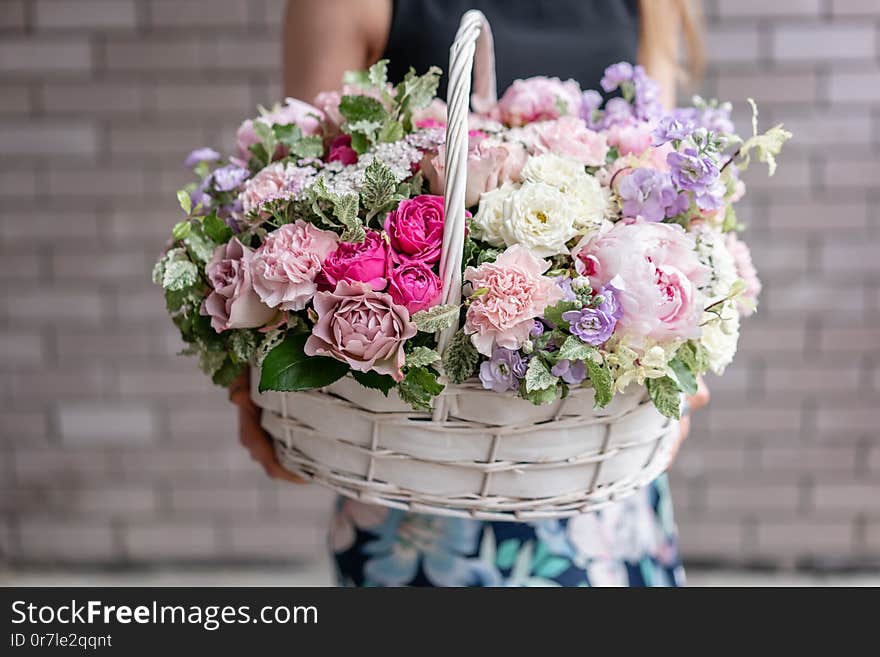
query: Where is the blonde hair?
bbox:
[638,0,705,86]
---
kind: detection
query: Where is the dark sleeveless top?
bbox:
[382,0,640,96]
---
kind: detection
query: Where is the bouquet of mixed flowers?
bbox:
[154,59,789,419]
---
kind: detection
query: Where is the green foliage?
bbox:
[177,189,192,216]
[230,330,259,363]
[646,376,682,419]
[254,328,285,368]
[274,124,324,159]
[339,95,388,154]
[412,304,460,333]
[442,330,480,384]
[202,212,233,243]
[397,366,444,412]
[307,178,365,242]
[584,356,612,408]
[162,258,198,291]
[737,98,792,176]
[395,66,442,131]
[405,346,441,368]
[557,335,596,363]
[172,220,191,241]
[259,332,348,392]
[541,300,581,329]
[668,355,698,396]
[212,356,245,387]
[360,159,400,223]
[368,59,389,89]
[524,357,557,393]
[351,370,396,396]
[182,223,215,264]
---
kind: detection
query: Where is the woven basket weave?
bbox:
[250,10,679,520]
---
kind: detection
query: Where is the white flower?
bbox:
[694,225,739,301]
[701,305,740,374]
[522,153,585,188]
[605,337,682,392]
[499,181,579,257]
[472,182,518,247]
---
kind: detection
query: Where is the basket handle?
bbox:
[433,10,497,421]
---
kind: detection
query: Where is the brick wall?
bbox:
[1,0,878,569]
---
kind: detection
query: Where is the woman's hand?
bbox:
[229,369,306,484]
[670,376,709,460]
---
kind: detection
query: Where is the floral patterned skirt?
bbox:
[330,475,685,587]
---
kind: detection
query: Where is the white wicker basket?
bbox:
[250,10,679,520]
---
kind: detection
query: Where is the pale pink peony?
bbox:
[532,116,609,166]
[421,135,526,208]
[572,221,708,341]
[464,245,564,355]
[726,232,761,316]
[607,120,654,157]
[201,238,275,332]
[239,161,316,217]
[495,76,583,127]
[305,280,417,381]
[250,220,338,311]
[236,98,324,159]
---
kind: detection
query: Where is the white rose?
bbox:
[521,153,585,188]
[700,306,740,374]
[499,181,579,257]
[471,182,517,247]
[569,174,612,234]
[694,225,739,300]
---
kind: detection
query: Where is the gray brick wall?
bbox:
[0,0,877,569]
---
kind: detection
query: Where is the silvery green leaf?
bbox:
[524,357,557,393]
[162,259,198,291]
[646,376,681,419]
[254,329,285,368]
[412,304,460,333]
[584,357,613,408]
[230,330,259,362]
[151,259,166,286]
[557,335,596,363]
[405,346,441,369]
[442,330,480,384]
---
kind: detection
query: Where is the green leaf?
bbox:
[668,356,698,396]
[212,357,245,387]
[542,300,581,329]
[230,330,259,363]
[333,192,364,243]
[339,95,387,125]
[360,159,398,221]
[351,370,396,396]
[162,259,198,291]
[646,376,682,419]
[442,330,480,384]
[557,335,596,363]
[273,123,303,147]
[397,66,441,114]
[368,59,389,88]
[172,220,191,241]
[203,212,233,243]
[259,332,348,392]
[377,119,405,143]
[349,132,370,155]
[183,225,215,264]
[412,304,460,333]
[342,68,370,88]
[520,384,559,406]
[405,346,441,368]
[254,328,285,368]
[584,357,613,408]
[177,189,192,216]
[737,99,792,176]
[253,120,278,161]
[525,357,557,393]
[290,135,324,159]
[397,366,444,412]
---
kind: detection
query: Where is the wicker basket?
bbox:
[250,10,679,520]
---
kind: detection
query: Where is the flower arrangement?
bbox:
[154,60,789,419]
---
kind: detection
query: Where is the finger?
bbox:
[688,377,710,412]
[266,460,308,484]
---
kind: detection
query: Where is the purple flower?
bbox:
[561,286,621,346]
[211,164,249,192]
[189,176,212,209]
[673,102,735,135]
[184,147,220,169]
[617,168,689,222]
[631,66,662,121]
[600,62,634,93]
[653,116,695,145]
[551,359,587,385]
[530,320,545,338]
[667,148,724,211]
[580,89,604,129]
[479,347,527,393]
[600,97,633,129]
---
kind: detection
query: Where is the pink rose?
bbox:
[388,261,442,313]
[321,230,390,291]
[607,120,654,157]
[464,245,564,355]
[236,98,324,160]
[532,116,609,166]
[495,76,582,127]
[201,238,275,332]
[239,161,317,217]
[305,280,417,381]
[250,220,338,311]
[384,195,445,264]
[572,221,708,341]
[726,232,761,316]
[328,134,358,165]
[422,137,526,208]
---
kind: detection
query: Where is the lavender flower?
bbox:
[631,66,662,121]
[561,286,621,346]
[479,347,528,393]
[211,164,249,192]
[184,147,220,168]
[601,62,634,93]
[673,98,735,135]
[556,276,577,302]
[530,320,545,338]
[600,97,633,129]
[617,168,689,222]
[580,89,603,129]
[667,148,724,211]
[652,116,696,145]
[551,359,587,385]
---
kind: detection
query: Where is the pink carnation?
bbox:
[250,220,338,311]
[388,261,442,313]
[236,98,324,159]
[202,238,275,332]
[384,195,446,264]
[305,280,417,382]
[464,245,564,355]
[495,76,582,127]
[726,232,761,316]
[532,116,609,166]
[239,162,316,217]
[572,221,708,342]
[321,230,390,291]
[607,120,654,157]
